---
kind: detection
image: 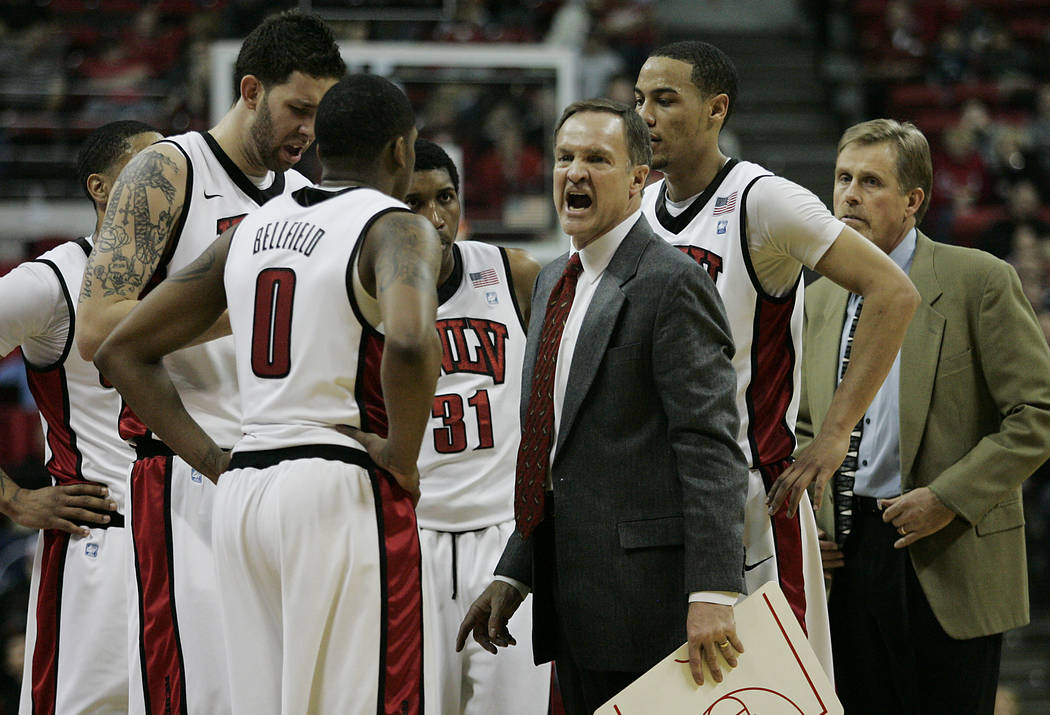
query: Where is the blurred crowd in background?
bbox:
[1,0,1049,710]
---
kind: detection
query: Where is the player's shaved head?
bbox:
[315,74,415,170]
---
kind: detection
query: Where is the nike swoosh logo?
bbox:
[743,555,774,572]
[203,191,222,199]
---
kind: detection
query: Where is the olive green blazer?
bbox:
[798,232,1050,638]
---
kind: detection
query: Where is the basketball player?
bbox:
[406,138,550,714]
[96,74,440,715]
[76,12,344,714]
[635,41,920,674]
[0,120,161,714]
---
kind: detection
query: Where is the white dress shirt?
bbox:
[550,209,640,465]
[837,228,917,499]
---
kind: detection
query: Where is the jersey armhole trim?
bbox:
[147,139,194,295]
[345,206,413,335]
[737,174,800,305]
[23,258,75,372]
[499,247,527,331]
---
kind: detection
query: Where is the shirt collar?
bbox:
[890,227,918,274]
[571,209,641,281]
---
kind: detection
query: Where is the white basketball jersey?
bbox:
[23,239,135,501]
[415,241,526,531]
[120,131,311,449]
[225,185,409,454]
[642,160,803,468]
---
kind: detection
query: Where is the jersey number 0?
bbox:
[251,268,296,379]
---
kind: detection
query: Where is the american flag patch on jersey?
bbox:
[470,268,499,287]
[712,192,738,215]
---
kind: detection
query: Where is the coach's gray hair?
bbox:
[838,118,933,224]
[555,99,653,167]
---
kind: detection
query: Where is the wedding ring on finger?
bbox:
[717,639,731,649]
[898,525,907,536]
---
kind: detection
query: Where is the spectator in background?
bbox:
[929,124,991,242]
[121,5,187,79]
[978,23,1032,87]
[1027,83,1050,190]
[980,179,1050,260]
[464,99,544,220]
[928,26,973,85]
[885,0,924,60]
[0,19,67,112]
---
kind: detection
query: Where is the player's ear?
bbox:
[391,134,409,171]
[708,93,729,125]
[240,75,263,110]
[86,172,108,208]
[904,186,924,221]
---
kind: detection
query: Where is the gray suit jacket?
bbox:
[496,217,748,671]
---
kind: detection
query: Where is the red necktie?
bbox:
[514,253,584,538]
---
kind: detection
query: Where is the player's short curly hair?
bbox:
[315,74,415,169]
[76,120,158,202]
[233,10,345,99]
[649,41,739,125]
[413,139,459,193]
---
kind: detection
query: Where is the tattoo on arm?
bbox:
[169,230,232,285]
[80,149,182,302]
[169,246,216,284]
[376,217,436,294]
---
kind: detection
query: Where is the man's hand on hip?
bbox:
[767,428,849,517]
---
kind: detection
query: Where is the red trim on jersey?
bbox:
[370,469,424,715]
[130,455,188,715]
[746,296,798,465]
[31,530,69,715]
[357,332,389,437]
[24,367,81,485]
[759,458,807,633]
[118,401,152,443]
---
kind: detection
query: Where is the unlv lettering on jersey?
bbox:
[217,214,248,235]
[436,318,509,384]
[677,245,724,283]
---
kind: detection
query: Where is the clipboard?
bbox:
[594,581,842,714]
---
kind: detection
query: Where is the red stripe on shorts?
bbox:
[130,455,188,715]
[31,530,69,715]
[760,457,807,634]
[371,469,424,715]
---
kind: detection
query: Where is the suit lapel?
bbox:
[554,224,648,458]
[899,233,944,479]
